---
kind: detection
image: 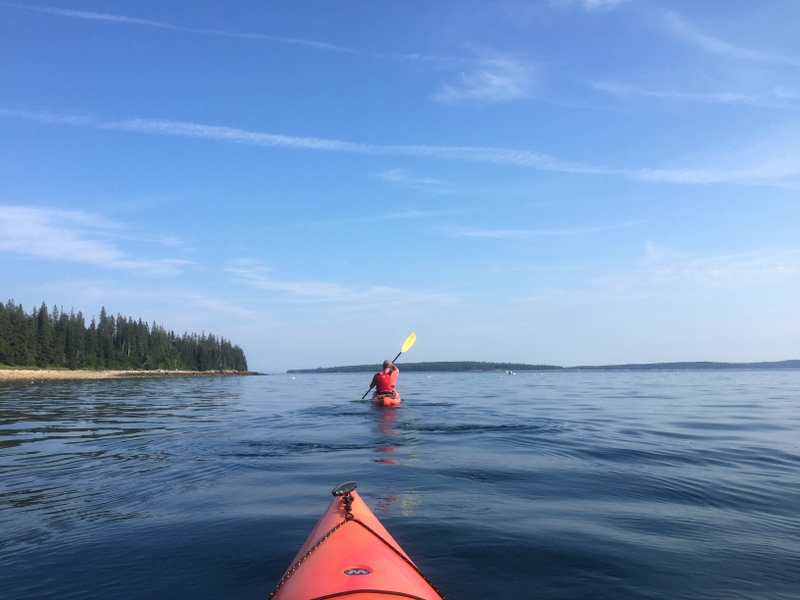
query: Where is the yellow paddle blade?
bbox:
[401,333,416,353]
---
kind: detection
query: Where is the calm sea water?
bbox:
[1,371,799,599]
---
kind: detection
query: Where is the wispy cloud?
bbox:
[376,168,456,194]
[0,204,192,274]
[227,258,457,307]
[642,246,800,287]
[593,81,800,109]
[185,294,255,319]
[304,208,460,228]
[452,220,646,239]
[635,124,800,187]
[452,228,543,239]
[381,51,463,69]
[4,107,800,188]
[551,0,632,11]
[7,4,354,53]
[514,245,800,312]
[432,56,537,104]
[582,0,630,9]
[0,107,611,174]
[663,10,800,67]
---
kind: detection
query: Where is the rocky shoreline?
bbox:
[0,369,262,382]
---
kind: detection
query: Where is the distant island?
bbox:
[0,300,248,372]
[288,360,800,373]
[288,361,560,374]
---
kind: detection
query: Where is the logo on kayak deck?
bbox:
[344,567,372,576]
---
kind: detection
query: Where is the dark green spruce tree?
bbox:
[0,300,248,372]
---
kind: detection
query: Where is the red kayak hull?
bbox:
[269,485,443,600]
[371,392,401,406]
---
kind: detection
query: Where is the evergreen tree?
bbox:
[65,310,86,369]
[35,302,55,367]
[0,302,11,364]
[0,300,248,371]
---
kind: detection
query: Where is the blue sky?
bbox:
[1,1,799,373]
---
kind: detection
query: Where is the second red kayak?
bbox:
[371,392,401,406]
[269,481,444,600]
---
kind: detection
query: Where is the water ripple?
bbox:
[2,371,800,599]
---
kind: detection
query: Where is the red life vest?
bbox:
[374,372,394,393]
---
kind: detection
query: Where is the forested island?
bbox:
[565,360,800,371]
[288,360,800,374]
[289,362,562,373]
[0,300,248,372]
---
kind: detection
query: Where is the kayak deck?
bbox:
[269,481,444,600]
[371,392,401,406]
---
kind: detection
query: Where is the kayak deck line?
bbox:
[268,482,445,600]
[308,592,432,599]
[304,591,432,599]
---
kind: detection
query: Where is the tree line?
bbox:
[0,300,248,372]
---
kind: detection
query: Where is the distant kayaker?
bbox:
[369,360,399,397]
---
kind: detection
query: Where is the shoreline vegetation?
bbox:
[287,360,800,374]
[0,300,248,373]
[0,369,262,382]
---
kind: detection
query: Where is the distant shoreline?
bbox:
[0,369,263,382]
[287,360,800,374]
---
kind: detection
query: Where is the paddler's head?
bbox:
[382,360,393,371]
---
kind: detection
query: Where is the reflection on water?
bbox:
[1,378,245,537]
[373,405,399,464]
